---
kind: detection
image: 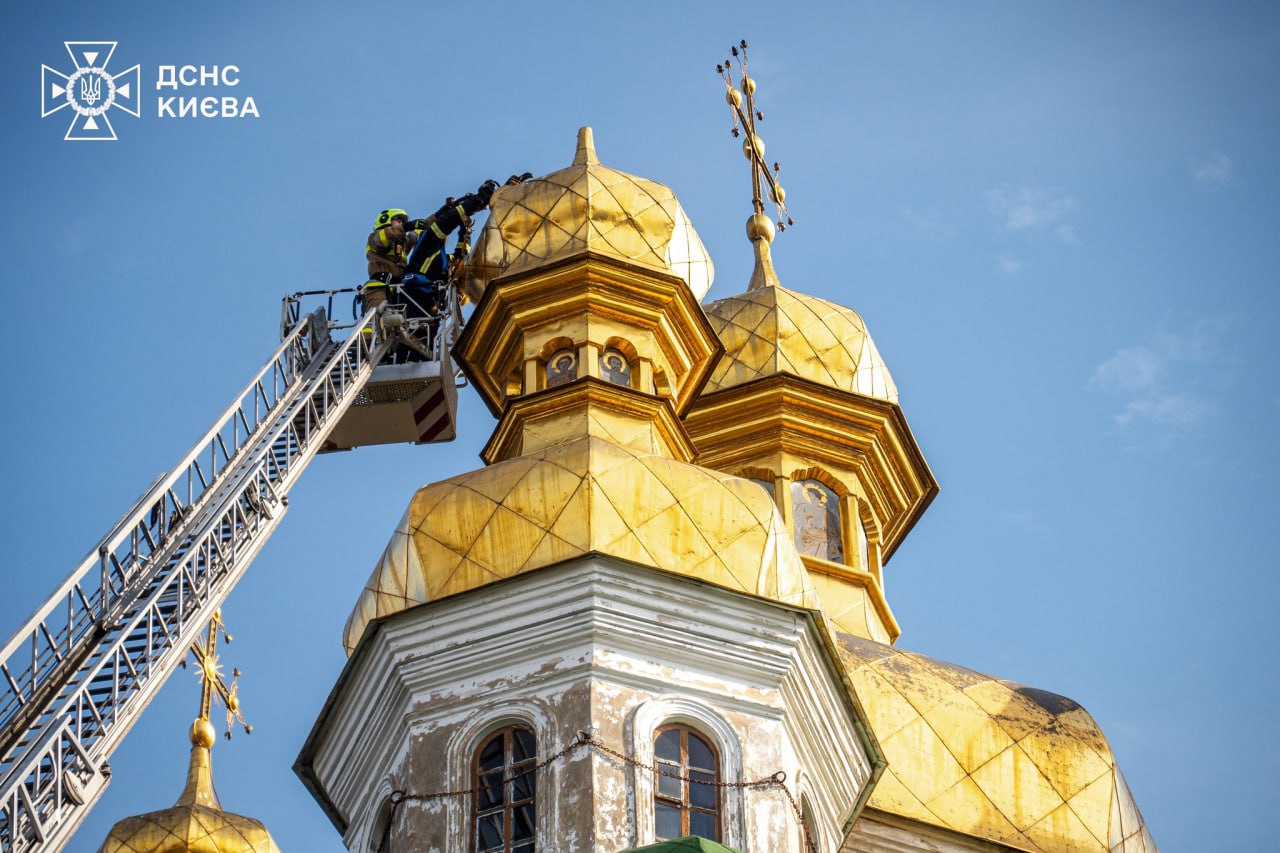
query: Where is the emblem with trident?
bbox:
[41,41,140,140]
[79,74,102,106]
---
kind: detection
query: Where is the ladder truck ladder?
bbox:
[0,304,399,852]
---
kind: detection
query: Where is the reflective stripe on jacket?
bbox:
[366,220,418,277]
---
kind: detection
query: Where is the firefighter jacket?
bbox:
[403,193,487,281]
[366,220,419,279]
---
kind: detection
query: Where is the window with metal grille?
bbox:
[654,724,720,841]
[474,727,536,852]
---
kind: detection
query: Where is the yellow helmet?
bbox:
[375,208,408,229]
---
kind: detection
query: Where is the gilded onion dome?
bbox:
[344,435,814,654]
[98,719,281,853]
[463,127,715,302]
[701,227,897,401]
[839,634,1155,853]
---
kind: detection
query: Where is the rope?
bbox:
[377,730,817,853]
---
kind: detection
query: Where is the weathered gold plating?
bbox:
[464,127,714,303]
[97,737,282,853]
[701,279,900,400]
[803,556,900,645]
[840,634,1156,852]
[687,137,932,642]
[343,434,816,655]
[481,377,698,465]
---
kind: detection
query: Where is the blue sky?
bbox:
[2,2,1277,850]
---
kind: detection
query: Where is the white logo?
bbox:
[41,42,140,141]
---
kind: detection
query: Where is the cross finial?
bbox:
[717,40,792,243]
[184,611,253,742]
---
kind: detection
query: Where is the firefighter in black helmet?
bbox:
[399,174,532,314]
[398,180,499,314]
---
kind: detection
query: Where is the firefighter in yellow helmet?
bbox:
[363,208,416,316]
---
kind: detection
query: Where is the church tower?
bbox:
[685,217,936,645]
[685,52,935,647]
[297,129,882,853]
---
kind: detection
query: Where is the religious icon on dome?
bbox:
[600,348,631,387]
[547,350,577,388]
[792,479,843,562]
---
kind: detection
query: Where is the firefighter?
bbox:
[363,208,417,317]
[398,180,499,315]
[399,174,532,316]
[389,175,532,361]
[387,187,490,362]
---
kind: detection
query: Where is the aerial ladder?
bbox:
[0,289,461,852]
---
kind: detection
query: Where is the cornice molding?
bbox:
[455,251,723,418]
[686,374,937,561]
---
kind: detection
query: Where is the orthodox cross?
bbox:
[185,611,252,739]
[717,40,793,231]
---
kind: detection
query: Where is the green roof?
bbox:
[624,837,742,853]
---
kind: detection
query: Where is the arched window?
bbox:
[599,347,631,387]
[654,725,720,841]
[791,479,844,562]
[546,349,577,388]
[474,727,536,853]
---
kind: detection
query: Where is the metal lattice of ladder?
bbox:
[0,305,393,852]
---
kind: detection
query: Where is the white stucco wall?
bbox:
[298,557,878,852]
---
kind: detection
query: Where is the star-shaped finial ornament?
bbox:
[182,611,253,740]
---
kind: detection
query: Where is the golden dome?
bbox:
[463,127,715,303]
[700,237,898,402]
[344,435,815,654]
[838,634,1156,853]
[98,721,281,853]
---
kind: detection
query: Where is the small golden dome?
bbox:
[344,435,815,654]
[701,270,899,402]
[464,127,715,302]
[98,723,281,853]
[839,634,1157,852]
